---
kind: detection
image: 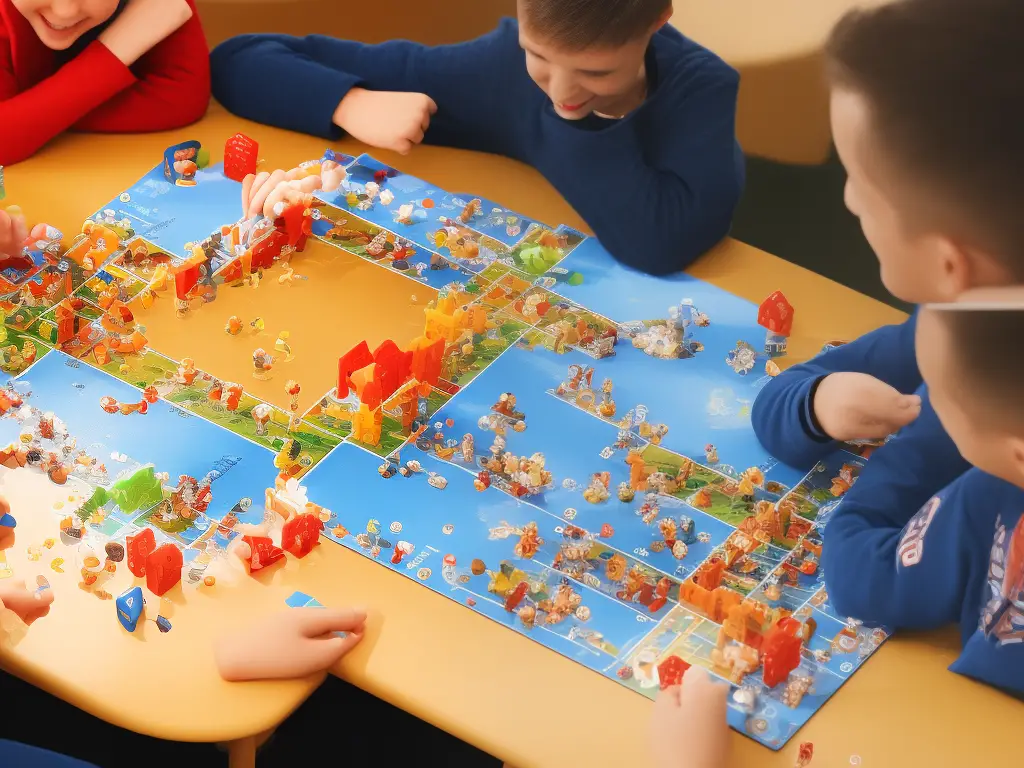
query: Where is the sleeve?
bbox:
[821,397,974,627]
[0,39,137,166]
[210,23,518,151]
[751,311,921,469]
[73,1,210,134]
[536,68,744,275]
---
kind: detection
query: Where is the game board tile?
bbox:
[781,449,865,524]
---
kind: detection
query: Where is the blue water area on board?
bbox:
[13,351,277,521]
[314,154,543,256]
[303,443,652,672]
[94,163,243,257]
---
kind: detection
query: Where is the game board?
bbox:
[0,138,886,750]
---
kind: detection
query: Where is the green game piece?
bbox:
[0,165,6,201]
[567,272,585,287]
[196,148,211,170]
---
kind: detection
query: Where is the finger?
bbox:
[421,112,432,132]
[409,128,425,146]
[393,139,414,156]
[655,684,683,708]
[248,170,285,219]
[426,96,438,115]
[262,185,290,219]
[304,632,363,671]
[8,207,27,246]
[241,173,258,214]
[0,211,11,253]
[27,223,51,244]
[298,606,368,637]
[321,166,346,194]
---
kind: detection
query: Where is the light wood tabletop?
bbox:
[3,104,1021,768]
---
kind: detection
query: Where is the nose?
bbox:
[547,69,581,105]
[48,0,81,19]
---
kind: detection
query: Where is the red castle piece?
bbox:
[145,543,183,596]
[224,133,259,182]
[282,513,323,559]
[126,528,156,577]
[761,617,803,688]
[337,341,374,399]
[758,290,794,337]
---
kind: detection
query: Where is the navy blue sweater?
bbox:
[210,19,745,275]
[750,313,1024,692]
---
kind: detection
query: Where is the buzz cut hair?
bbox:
[519,0,672,50]
[825,0,1024,277]
[929,304,1024,426]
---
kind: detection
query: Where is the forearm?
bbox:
[752,314,921,467]
[0,43,135,165]
[75,11,210,133]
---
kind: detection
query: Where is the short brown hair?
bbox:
[826,0,1024,278]
[519,0,671,49]
[932,305,1024,426]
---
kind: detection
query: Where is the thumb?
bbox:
[297,606,368,637]
[304,631,363,672]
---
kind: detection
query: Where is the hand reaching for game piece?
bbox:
[214,607,366,682]
[812,372,922,442]
[241,168,322,221]
[0,207,48,272]
[332,88,437,155]
[0,579,53,626]
[650,669,730,768]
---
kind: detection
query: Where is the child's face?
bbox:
[11,0,121,51]
[518,11,663,120]
[916,308,1024,486]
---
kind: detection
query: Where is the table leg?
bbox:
[226,735,257,768]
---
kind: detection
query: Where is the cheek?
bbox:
[525,59,549,88]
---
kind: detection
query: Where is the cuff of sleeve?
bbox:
[801,376,833,443]
[304,71,363,142]
[81,40,139,90]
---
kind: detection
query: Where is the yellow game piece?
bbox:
[50,557,64,573]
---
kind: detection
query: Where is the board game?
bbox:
[0,136,886,750]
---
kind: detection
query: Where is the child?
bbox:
[0,0,209,166]
[827,299,1024,694]
[748,0,1024,617]
[210,0,744,275]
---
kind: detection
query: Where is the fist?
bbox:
[813,372,922,442]
[650,669,730,768]
[0,579,53,626]
[333,88,437,155]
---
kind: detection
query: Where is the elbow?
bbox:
[597,227,706,277]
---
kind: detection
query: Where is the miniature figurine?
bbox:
[225,316,243,335]
[583,472,610,504]
[514,522,543,559]
[704,444,719,465]
[617,482,635,503]
[758,290,794,357]
[252,348,273,379]
[250,317,265,334]
[460,433,474,463]
[726,340,757,375]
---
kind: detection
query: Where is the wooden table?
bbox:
[3,104,1021,768]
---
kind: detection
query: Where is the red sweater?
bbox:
[0,0,210,166]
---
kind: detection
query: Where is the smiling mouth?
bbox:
[41,16,83,32]
[558,98,594,112]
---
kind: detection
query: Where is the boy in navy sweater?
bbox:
[209,0,744,275]
[832,300,1024,693]
[750,0,1024,622]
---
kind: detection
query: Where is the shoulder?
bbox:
[651,25,738,96]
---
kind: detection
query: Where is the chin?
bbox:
[552,105,592,121]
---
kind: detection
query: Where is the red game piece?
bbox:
[599,523,615,538]
[241,535,285,572]
[281,513,323,559]
[504,581,528,612]
[337,341,374,399]
[224,133,258,182]
[762,618,803,687]
[757,290,794,337]
[657,655,691,689]
[145,544,182,596]
[126,528,155,577]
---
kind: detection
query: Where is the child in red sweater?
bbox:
[0,0,210,166]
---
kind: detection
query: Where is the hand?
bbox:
[99,0,193,67]
[651,669,730,768]
[0,207,48,272]
[0,579,54,626]
[813,372,922,442]
[215,607,366,682]
[333,88,437,155]
[241,168,322,220]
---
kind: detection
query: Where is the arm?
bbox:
[73,0,210,133]
[0,38,137,165]
[211,23,519,151]
[821,396,975,627]
[752,312,920,469]
[536,69,744,275]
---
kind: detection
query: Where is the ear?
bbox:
[1010,436,1024,488]
[656,6,674,28]
[931,235,972,302]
